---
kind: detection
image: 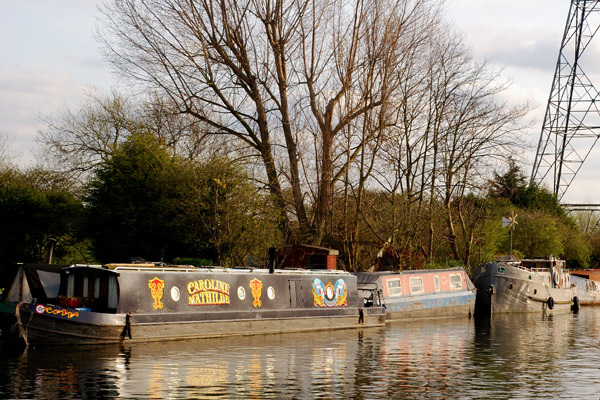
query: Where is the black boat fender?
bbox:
[547,296,554,310]
[572,296,580,313]
[121,312,132,339]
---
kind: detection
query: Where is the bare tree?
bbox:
[98,0,441,244]
[38,89,134,180]
[37,89,214,183]
[361,26,528,268]
[0,131,16,168]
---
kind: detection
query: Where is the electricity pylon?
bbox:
[531,0,600,200]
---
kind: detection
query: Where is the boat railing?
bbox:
[513,264,550,273]
[112,265,207,272]
[70,264,103,268]
[110,265,351,275]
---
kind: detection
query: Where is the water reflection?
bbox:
[2,309,600,399]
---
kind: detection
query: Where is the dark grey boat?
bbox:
[15,263,385,346]
[472,258,578,316]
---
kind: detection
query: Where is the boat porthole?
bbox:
[508,283,513,291]
[267,286,275,300]
[171,286,180,302]
[325,283,335,301]
[238,286,246,300]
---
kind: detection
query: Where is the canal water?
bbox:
[2,308,600,399]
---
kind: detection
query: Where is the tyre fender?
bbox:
[572,296,580,313]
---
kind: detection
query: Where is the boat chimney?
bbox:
[46,237,57,264]
[268,247,276,274]
[327,249,339,270]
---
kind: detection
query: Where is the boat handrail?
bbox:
[110,265,351,275]
[112,266,207,272]
[513,265,550,273]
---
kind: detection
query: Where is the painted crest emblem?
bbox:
[148,277,165,310]
[249,278,262,308]
[312,278,347,307]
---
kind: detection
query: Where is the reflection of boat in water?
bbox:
[3,327,386,399]
[15,263,385,346]
[356,267,476,320]
[472,258,579,316]
[570,269,600,305]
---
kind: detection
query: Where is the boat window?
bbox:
[108,275,119,310]
[66,273,75,297]
[386,278,402,296]
[94,277,100,298]
[434,275,440,292]
[82,276,89,297]
[450,274,462,290]
[409,277,424,294]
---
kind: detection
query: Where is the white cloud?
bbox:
[447,1,600,202]
[1,0,598,201]
[0,1,113,165]
[0,64,88,163]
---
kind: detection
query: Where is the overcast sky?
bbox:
[1,1,596,202]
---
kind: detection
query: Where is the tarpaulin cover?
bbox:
[5,264,64,303]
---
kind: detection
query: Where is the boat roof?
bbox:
[62,264,119,275]
[66,263,351,276]
[356,267,467,284]
[571,269,600,281]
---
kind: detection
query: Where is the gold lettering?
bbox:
[186,279,232,305]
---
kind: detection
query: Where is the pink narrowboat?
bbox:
[356,267,476,320]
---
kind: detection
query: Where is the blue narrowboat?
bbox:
[356,267,476,320]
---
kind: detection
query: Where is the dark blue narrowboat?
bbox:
[15,263,385,345]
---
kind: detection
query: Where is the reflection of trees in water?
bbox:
[374,319,474,398]
[351,328,387,398]
[468,312,575,398]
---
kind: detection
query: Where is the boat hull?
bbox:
[17,303,384,346]
[0,302,18,338]
[384,291,475,321]
[571,275,600,305]
[473,261,576,316]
